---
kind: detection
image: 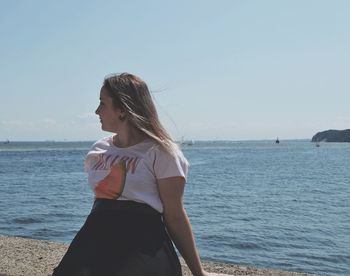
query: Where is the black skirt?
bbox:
[53,199,182,276]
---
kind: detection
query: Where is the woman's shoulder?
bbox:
[90,135,113,149]
[150,141,188,164]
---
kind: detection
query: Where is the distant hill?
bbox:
[311,129,350,142]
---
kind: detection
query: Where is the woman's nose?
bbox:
[95,106,99,115]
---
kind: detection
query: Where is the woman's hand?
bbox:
[197,270,211,276]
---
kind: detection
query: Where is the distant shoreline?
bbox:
[1,139,312,143]
[0,235,315,276]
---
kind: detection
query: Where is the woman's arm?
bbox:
[157,177,209,276]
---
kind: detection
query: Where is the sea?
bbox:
[0,140,349,276]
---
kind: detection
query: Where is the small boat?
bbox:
[315,141,320,147]
[180,136,194,146]
[3,139,10,144]
[186,140,195,146]
[275,138,280,144]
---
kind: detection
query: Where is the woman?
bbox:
[53,73,209,276]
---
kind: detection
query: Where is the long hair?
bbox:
[103,73,176,154]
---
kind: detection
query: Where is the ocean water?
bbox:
[0,140,349,276]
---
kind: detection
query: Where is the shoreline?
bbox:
[0,236,315,276]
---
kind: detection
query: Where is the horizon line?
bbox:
[1,138,311,143]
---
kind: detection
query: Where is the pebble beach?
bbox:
[0,236,315,276]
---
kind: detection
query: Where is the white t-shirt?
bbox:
[84,136,189,213]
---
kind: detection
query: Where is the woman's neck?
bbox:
[113,128,147,148]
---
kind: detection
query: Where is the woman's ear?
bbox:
[118,111,127,121]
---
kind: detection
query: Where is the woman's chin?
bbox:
[101,126,112,132]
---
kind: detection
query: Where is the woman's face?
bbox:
[95,87,123,133]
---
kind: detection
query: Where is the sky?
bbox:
[0,0,349,141]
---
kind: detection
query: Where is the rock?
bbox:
[311,129,350,142]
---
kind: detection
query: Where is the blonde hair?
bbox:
[103,73,177,154]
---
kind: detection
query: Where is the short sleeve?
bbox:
[152,145,189,181]
[84,138,105,172]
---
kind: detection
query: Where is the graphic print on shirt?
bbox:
[90,153,140,174]
[94,160,127,199]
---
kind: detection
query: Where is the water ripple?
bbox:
[1,141,350,276]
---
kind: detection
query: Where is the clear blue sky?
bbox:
[1,0,349,141]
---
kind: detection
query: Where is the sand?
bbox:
[0,236,316,276]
